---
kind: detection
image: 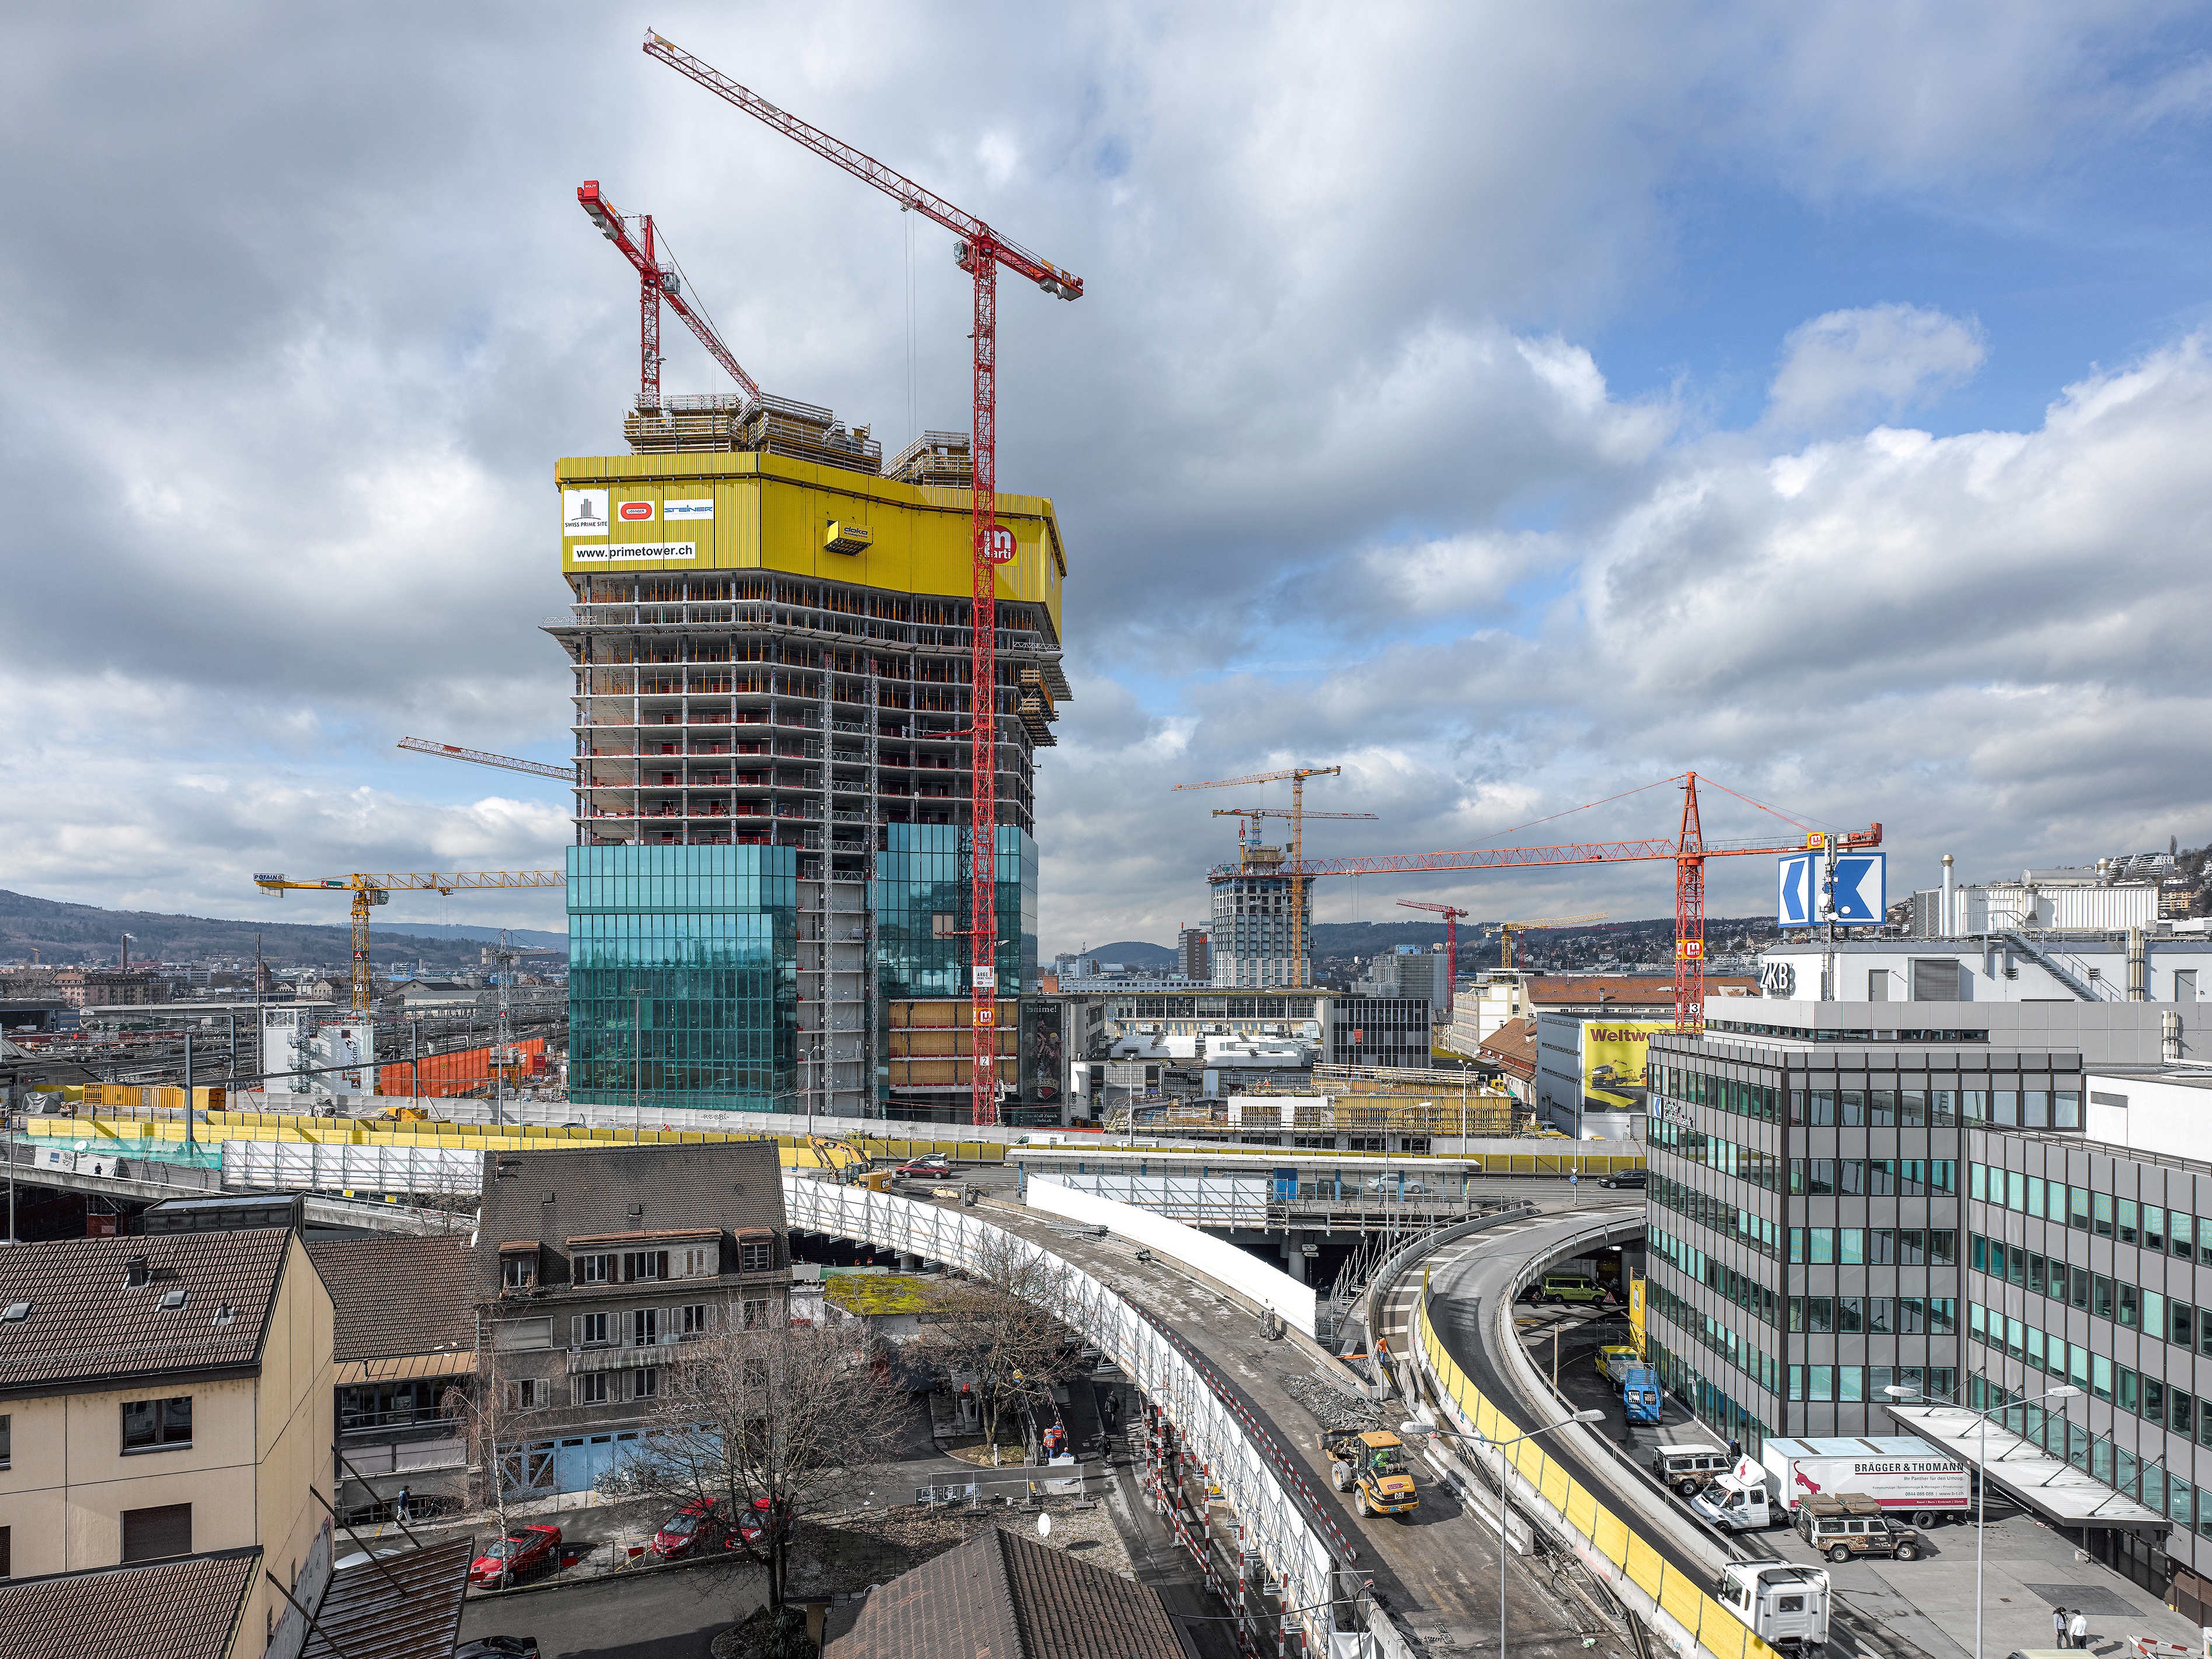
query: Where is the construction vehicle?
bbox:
[365,1105,431,1124]
[1711,1560,1830,1656]
[808,1135,870,1179]
[1321,1429,1420,1518]
[646,30,1083,1129]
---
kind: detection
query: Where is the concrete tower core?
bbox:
[550,403,1070,1119]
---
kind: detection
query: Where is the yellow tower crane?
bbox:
[253,870,567,1018]
[1495,912,1610,970]
[1174,766,1341,987]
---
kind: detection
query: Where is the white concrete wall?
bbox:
[2084,1072,2212,1158]
[1024,1176,1318,1337]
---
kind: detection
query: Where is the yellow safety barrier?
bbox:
[1414,1281,1770,1659]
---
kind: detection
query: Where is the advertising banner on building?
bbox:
[1628,1276,1647,1359]
[1022,1000,1063,1108]
[1582,1021,1671,1110]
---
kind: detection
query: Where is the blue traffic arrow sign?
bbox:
[1777,854,1816,928]
[1827,853,1887,923]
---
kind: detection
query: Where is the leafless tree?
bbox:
[440,1333,558,1574]
[920,1234,1084,1462]
[617,1318,904,1611]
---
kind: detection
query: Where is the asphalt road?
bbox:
[456,1559,762,1659]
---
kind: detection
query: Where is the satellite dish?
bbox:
[1036,1513,1053,1539]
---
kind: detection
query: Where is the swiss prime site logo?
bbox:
[562,489,609,535]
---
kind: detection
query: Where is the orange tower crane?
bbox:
[253,871,566,1019]
[1224,773,1879,1033]
[1492,912,1610,970]
[1175,767,1342,987]
[646,32,1084,1127]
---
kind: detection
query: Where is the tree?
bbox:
[617,1318,903,1612]
[920,1234,1084,1464]
[439,1341,556,1581]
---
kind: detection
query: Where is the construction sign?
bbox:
[1627,1275,1647,1360]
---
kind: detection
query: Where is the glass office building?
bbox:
[566,844,798,1113]
[872,824,1037,1001]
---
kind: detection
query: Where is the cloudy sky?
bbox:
[6,2,2211,955]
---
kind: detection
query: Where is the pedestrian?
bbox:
[2069,1609,2089,1650]
[2051,1606,2067,1648]
[394,1486,411,1527]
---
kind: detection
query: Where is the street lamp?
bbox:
[1400,1410,1603,1659]
[1883,1380,2081,1659]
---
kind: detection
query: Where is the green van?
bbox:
[1537,1274,1611,1305]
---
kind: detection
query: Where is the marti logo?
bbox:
[982,525,1017,564]
[619,501,656,522]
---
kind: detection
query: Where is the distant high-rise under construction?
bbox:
[549,399,1072,1120]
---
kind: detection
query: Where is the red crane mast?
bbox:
[578,180,761,408]
[1393,900,1470,993]
[646,33,1084,1127]
[1255,775,1880,1033]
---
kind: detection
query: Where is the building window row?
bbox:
[1973,1235,2212,1361]
[1646,1337,1774,1455]
[1653,1066,1780,1123]
[1651,1173,1778,1258]
[1963,1381,2204,1536]
[1967,1301,2203,1426]
[1787,1295,1956,1335]
[1651,1122,1782,1191]
[1788,1227,1958,1265]
[1651,1226,1779,1328]
[1787,1364,1956,1402]
[1790,1158,1957,1197]
[1972,1167,2206,1254]
[1649,1277,1777,1395]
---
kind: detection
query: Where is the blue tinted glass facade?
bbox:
[566,844,798,1113]
[872,825,1037,1000]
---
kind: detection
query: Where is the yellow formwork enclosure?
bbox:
[1414,1279,1771,1659]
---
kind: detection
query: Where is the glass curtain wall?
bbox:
[872,825,1037,998]
[566,844,798,1112]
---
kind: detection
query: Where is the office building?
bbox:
[549,413,1069,1118]
[1177,927,1210,984]
[1207,847,1312,990]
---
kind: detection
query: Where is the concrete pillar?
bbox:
[1281,1240,1308,1283]
[898,1253,920,1274]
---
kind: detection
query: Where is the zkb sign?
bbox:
[1758,960,1796,996]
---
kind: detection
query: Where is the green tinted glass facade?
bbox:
[872,825,1037,1000]
[567,844,798,1113]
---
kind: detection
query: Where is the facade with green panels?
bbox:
[566,844,798,1113]
[871,825,1037,1001]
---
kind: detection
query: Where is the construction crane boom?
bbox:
[1394,900,1470,991]
[1177,767,1342,987]
[648,31,1084,1128]
[399,737,574,782]
[253,871,566,1019]
[1492,911,1610,970]
[578,180,760,406]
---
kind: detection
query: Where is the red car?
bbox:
[650,1499,724,1560]
[894,1154,950,1178]
[730,1496,788,1552]
[468,1524,562,1588]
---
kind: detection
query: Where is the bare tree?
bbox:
[920,1234,1084,1463]
[617,1318,903,1612]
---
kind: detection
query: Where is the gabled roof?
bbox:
[1475,1017,1537,1077]
[302,1538,475,1659]
[0,1546,258,1659]
[0,1231,290,1395]
[305,1237,475,1364]
[827,1526,1182,1659]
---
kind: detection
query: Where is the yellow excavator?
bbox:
[809,1135,875,1182]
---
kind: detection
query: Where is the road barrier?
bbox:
[1412,1280,1771,1659]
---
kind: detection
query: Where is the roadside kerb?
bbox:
[1353,1204,1541,1372]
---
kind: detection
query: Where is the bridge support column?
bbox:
[1279,1239,1308,1284]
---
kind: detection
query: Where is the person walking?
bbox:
[2069,1608,2089,1650]
[394,1485,411,1527]
[2051,1606,2068,1648]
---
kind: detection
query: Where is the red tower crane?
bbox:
[1241,774,1880,1033]
[577,179,761,409]
[1394,900,1470,992]
[646,33,1084,1127]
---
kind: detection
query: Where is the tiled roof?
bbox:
[564,1228,721,1246]
[1476,1017,1538,1075]
[302,1538,475,1659]
[828,1526,1182,1659]
[0,1546,257,1659]
[0,1231,290,1395]
[305,1237,476,1363]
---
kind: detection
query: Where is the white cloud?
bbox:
[1765,304,1987,433]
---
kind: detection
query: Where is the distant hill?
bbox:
[1061,939,1177,969]
[1310,921,1446,958]
[0,889,564,972]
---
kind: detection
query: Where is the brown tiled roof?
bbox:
[0,1545,257,1659]
[0,1231,290,1395]
[302,1538,475,1659]
[828,1526,1182,1659]
[306,1237,476,1364]
[1475,1017,1537,1077]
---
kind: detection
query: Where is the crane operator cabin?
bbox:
[550,407,1073,1123]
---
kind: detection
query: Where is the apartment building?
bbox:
[471,1140,791,1496]
[0,1230,333,1645]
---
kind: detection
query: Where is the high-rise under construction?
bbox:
[549,396,1072,1119]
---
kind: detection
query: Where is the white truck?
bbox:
[1761,1436,1970,1527]
[1712,1561,1830,1656]
[1688,1464,1774,1534]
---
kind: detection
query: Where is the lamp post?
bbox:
[1883,1380,2081,1659]
[1399,1411,1603,1659]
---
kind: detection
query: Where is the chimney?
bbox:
[124,1256,149,1288]
[1941,854,1954,940]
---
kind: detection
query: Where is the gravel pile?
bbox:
[1281,1372,1385,1433]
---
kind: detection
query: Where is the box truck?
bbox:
[1760,1436,1970,1527]
[1712,1561,1830,1656]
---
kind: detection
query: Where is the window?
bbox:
[2095,1276,2115,1320]
[738,1238,773,1274]
[1930,1230,1958,1265]
[120,1504,191,1563]
[624,1251,668,1283]
[631,1308,660,1347]
[632,1368,659,1400]
[679,1304,711,1337]
[578,1254,615,1285]
[503,1255,538,1290]
[505,1379,544,1410]
[1807,1297,1833,1333]
[679,1246,716,1279]
[576,1374,610,1405]
[0,1413,9,1470]
[121,1397,192,1454]
[0,1524,8,1578]
[1900,1297,1925,1333]
[575,1312,611,1347]
[742,1298,773,1329]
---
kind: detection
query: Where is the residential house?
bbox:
[0,1230,333,1650]
[470,1140,791,1496]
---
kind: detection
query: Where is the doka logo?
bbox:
[618,501,656,522]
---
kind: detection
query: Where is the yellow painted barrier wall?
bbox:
[1414,1283,1769,1659]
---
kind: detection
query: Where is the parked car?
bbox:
[456,1641,540,1659]
[651,1499,725,1560]
[895,1153,951,1178]
[1597,1169,1648,1190]
[1796,1493,1925,1562]
[730,1496,790,1551]
[467,1524,562,1587]
[1533,1273,1613,1306]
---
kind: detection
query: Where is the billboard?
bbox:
[1582,1021,1671,1110]
[1780,850,1888,927]
[1021,999,1063,1108]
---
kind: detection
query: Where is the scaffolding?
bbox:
[623,392,884,475]
[887,429,974,488]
